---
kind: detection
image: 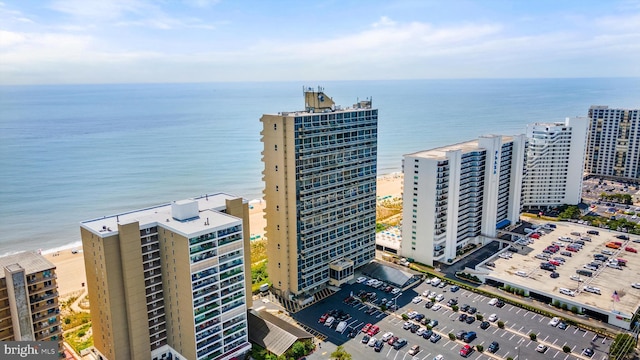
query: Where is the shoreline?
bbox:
[35,172,405,299]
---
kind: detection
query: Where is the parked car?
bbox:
[465,316,475,324]
[488,298,498,306]
[429,333,441,343]
[548,317,560,326]
[408,345,421,356]
[361,335,370,344]
[625,247,637,253]
[488,341,500,353]
[381,332,393,341]
[393,338,407,350]
[460,344,474,357]
[458,313,467,322]
[374,340,384,352]
[488,313,498,322]
[480,321,490,330]
[536,344,548,353]
[463,331,477,342]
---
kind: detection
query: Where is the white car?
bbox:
[431,304,442,311]
[412,296,423,304]
[632,283,640,289]
[488,298,498,306]
[391,288,401,295]
[434,355,444,360]
[368,337,377,347]
[570,275,582,282]
[548,317,560,326]
[536,344,548,353]
[431,278,442,286]
[488,313,498,322]
[381,332,393,341]
[583,286,601,295]
[416,327,427,336]
[435,294,445,302]
[407,311,418,319]
[499,253,512,259]
[422,290,431,297]
[356,276,367,283]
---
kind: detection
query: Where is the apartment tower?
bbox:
[401,135,526,266]
[261,87,377,298]
[585,106,640,180]
[522,117,589,207]
[80,193,252,360]
[0,252,63,356]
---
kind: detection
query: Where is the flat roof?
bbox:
[0,251,55,279]
[406,135,514,159]
[81,193,245,238]
[486,221,640,317]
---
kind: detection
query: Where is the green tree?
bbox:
[476,345,484,352]
[529,332,537,341]
[290,341,307,359]
[448,333,456,340]
[562,345,571,353]
[330,345,352,360]
[497,321,505,329]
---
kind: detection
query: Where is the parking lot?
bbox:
[294,275,610,360]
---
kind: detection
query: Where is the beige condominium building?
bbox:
[585,106,640,180]
[261,87,377,299]
[80,193,252,360]
[0,251,63,356]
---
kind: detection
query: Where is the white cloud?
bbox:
[0,30,26,47]
[372,16,396,28]
[596,13,640,32]
[183,0,221,8]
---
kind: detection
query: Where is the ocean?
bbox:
[1,78,639,255]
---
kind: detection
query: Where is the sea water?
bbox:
[1,78,639,255]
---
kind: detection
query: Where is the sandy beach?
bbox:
[47,173,405,298]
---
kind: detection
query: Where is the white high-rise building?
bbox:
[585,106,640,180]
[401,135,526,266]
[522,117,589,207]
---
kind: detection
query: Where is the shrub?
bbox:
[401,314,409,320]
[570,306,579,314]
[65,318,71,324]
[449,333,456,340]
[561,303,568,310]
[380,304,387,312]
[507,358,514,360]
[497,321,505,329]
[451,305,459,312]
[563,345,571,353]
[529,333,537,341]
[476,345,484,352]
[476,314,483,321]
[552,300,560,308]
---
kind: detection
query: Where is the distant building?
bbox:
[0,252,63,356]
[401,135,526,266]
[261,87,378,298]
[80,193,252,360]
[585,106,640,180]
[522,117,589,207]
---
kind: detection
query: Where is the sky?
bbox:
[1,0,640,85]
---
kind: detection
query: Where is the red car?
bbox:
[460,344,474,357]
[362,323,372,333]
[319,313,329,323]
[617,258,628,266]
[625,247,637,253]
[530,233,540,239]
[388,336,399,345]
[367,325,380,336]
[549,260,560,266]
[566,246,578,252]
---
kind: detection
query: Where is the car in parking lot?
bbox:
[458,313,467,322]
[393,338,407,350]
[429,333,441,343]
[387,336,398,345]
[463,331,476,342]
[367,337,377,347]
[548,317,560,326]
[408,345,421,356]
[367,325,380,336]
[422,329,433,339]
[356,276,368,283]
[412,296,423,304]
[536,344,548,353]
[362,323,372,333]
[488,298,498,306]
[362,334,370,344]
[434,355,444,360]
[414,313,425,321]
[480,321,490,330]
[432,303,442,311]
[632,283,640,289]
[488,313,498,322]
[428,319,439,327]
[435,294,445,302]
[550,271,559,278]
[381,332,393,341]
[456,330,468,340]
[460,344,474,357]
[558,321,568,330]
[467,307,477,314]
[451,285,460,292]
[402,321,412,330]
[587,230,599,235]
[582,348,594,357]
[447,298,458,306]
[410,323,420,333]
[406,311,418,319]
[488,341,500,353]
[617,235,630,240]
[374,340,384,352]
[391,288,401,295]
[424,301,434,309]
[465,316,475,324]
[625,246,637,253]
[583,286,601,295]
[460,304,470,312]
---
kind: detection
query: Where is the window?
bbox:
[277,244,280,249]
[274,144,278,151]
[276,185,279,191]
[275,165,278,171]
[274,124,277,130]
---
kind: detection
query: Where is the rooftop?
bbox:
[81,193,245,238]
[486,221,640,317]
[0,251,55,279]
[406,134,514,159]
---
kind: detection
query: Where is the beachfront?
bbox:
[46,173,405,300]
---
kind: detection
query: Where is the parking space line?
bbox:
[516,309,522,314]
[563,354,570,360]
[583,331,588,337]
[553,350,559,358]
[539,316,544,322]
[552,338,557,345]
[509,334,515,341]
[450,343,457,350]
[501,332,507,337]
[573,328,579,334]
[503,351,510,359]
[571,345,576,352]
[492,328,499,334]
[531,314,537,320]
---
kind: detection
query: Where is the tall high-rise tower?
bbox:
[401,135,526,266]
[261,87,378,298]
[522,117,589,207]
[585,106,640,180]
[80,193,252,360]
[0,252,63,356]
